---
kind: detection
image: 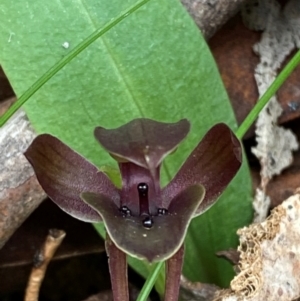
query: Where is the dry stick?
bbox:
[180,276,219,301]
[24,229,66,301]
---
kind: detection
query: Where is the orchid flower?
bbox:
[24,118,242,301]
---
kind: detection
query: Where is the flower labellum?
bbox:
[24,118,242,301]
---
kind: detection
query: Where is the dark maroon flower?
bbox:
[24,118,242,301]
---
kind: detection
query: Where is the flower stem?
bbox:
[164,245,184,301]
[105,235,129,301]
[0,0,152,127]
[235,49,300,140]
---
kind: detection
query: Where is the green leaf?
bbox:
[183,165,252,287]
[0,0,151,126]
[0,0,252,288]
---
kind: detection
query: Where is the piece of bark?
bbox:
[0,109,45,249]
[181,0,249,39]
[217,190,300,301]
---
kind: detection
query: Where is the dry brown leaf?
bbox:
[242,0,299,222]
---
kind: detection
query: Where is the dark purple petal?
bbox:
[24,134,119,222]
[81,185,205,262]
[94,118,190,175]
[162,123,242,216]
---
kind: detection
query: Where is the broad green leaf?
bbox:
[0,0,252,288]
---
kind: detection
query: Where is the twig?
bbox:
[24,229,66,301]
[180,275,219,301]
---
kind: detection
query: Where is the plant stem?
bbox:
[164,245,184,301]
[235,49,300,139]
[106,235,129,301]
[136,261,164,301]
[0,0,151,127]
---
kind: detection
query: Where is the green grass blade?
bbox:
[236,49,300,139]
[136,261,164,301]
